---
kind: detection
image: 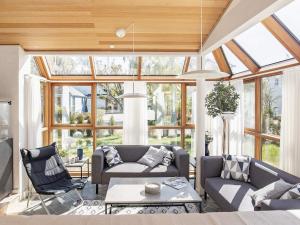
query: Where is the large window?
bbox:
[235,23,293,67]
[142,56,185,75]
[53,85,92,125]
[188,53,219,72]
[96,83,124,126]
[275,0,300,42]
[147,83,181,126]
[94,56,137,75]
[222,45,248,74]
[45,56,91,75]
[96,129,123,146]
[186,85,196,124]
[243,75,282,167]
[148,129,181,146]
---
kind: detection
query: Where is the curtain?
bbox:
[280,69,300,176]
[123,81,148,145]
[25,76,42,149]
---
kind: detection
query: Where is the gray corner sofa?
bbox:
[201,156,300,211]
[92,145,189,193]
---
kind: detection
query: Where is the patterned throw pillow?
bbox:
[160,146,175,166]
[137,146,165,168]
[102,146,123,167]
[280,183,300,200]
[221,154,251,182]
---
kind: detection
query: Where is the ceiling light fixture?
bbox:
[177,0,229,80]
[117,24,147,99]
[109,44,115,49]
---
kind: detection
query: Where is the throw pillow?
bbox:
[220,154,251,182]
[137,146,165,168]
[280,183,300,200]
[102,146,123,167]
[251,179,293,207]
[160,146,175,166]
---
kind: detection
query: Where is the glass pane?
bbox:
[148,129,181,146]
[243,134,255,157]
[261,75,282,135]
[244,82,255,128]
[235,23,293,66]
[30,57,40,75]
[186,85,196,124]
[204,53,220,71]
[185,129,196,157]
[222,45,248,74]
[96,129,123,146]
[147,83,181,126]
[53,129,93,172]
[188,56,197,72]
[53,86,92,124]
[96,83,124,126]
[275,0,300,42]
[45,56,91,75]
[94,56,137,75]
[141,56,185,75]
[262,139,280,167]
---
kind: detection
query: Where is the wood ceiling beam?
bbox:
[89,56,96,80]
[262,16,300,63]
[137,56,142,80]
[225,40,260,73]
[34,56,50,79]
[212,47,232,75]
[182,57,191,74]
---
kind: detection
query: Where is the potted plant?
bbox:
[205,81,240,154]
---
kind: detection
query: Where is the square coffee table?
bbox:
[104,177,202,214]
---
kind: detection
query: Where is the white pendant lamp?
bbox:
[117,23,147,99]
[177,0,229,80]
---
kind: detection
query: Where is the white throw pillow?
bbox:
[137,146,165,168]
[280,183,300,200]
[251,179,293,207]
[160,146,175,166]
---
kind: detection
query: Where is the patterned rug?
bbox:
[67,200,200,215]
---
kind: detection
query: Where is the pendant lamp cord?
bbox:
[132,23,135,94]
[200,0,203,70]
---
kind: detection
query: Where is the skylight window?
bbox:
[187,53,219,72]
[222,45,248,74]
[234,23,293,67]
[94,56,137,75]
[141,56,185,75]
[275,0,300,42]
[45,56,91,75]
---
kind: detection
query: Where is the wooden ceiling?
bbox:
[0,0,231,52]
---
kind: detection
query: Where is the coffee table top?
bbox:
[105,177,202,204]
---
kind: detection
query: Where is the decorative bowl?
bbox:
[145,182,161,194]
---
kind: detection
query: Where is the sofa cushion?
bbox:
[161,146,175,166]
[102,146,123,167]
[102,162,179,184]
[205,177,257,211]
[280,183,300,200]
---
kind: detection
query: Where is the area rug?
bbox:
[67,200,199,215]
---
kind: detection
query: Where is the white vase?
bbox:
[220,112,235,155]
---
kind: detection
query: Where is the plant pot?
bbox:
[77,148,83,160]
[221,112,235,120]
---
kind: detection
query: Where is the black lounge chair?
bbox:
[20,142,85,214]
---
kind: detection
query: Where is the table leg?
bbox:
[105,203,107,214]
[199,202,202,213]
[80,166,82,179]
[87,159,90,178]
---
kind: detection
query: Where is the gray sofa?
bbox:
[92,145,189,193]
[201,156,300,211]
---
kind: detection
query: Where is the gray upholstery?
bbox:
[102,163,179,184]
[92,145,188,185]
[201,156,300,211]
[260,199,300,210]
[205,177,257,211]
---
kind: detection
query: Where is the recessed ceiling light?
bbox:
[109,44,115,49]
[115,28,127,38]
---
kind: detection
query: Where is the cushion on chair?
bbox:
[27,143,57,161]
[102,162,179,184]
[205,177,257,211]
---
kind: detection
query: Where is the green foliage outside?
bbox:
[262,141,280,167]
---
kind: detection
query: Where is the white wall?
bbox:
[0,45,29,196]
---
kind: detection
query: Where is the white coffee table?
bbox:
[104,177,202,214]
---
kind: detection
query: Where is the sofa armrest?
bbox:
[200,156,223,189]
[172,146,189,180]
[260,199,300,211]
[92,148,105,184]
